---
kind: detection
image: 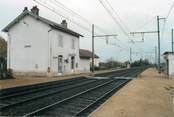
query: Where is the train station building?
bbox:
[163,51,174,78]
[2,6,99,77]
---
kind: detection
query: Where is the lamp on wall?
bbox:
[64,59,69,63]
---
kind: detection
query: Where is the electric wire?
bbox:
[34,0,131,51]
[47,0,129,50]
[166,2,174,20]
[33,0,92,34]
[105,0,131,32]
[135,16,156,31]
[161,2,174,41]
[98,0,135,43]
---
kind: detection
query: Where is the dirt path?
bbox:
[91,68,174,117]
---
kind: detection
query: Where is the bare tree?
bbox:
[0,36,7,58]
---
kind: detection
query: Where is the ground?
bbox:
[0,68,173,117]
[0,69,122,89]
[91,68,174,117]
[0,73,88,89]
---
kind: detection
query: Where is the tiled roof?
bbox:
[2,10,83,38]
[79,49,99,59]
[163,51,174,55]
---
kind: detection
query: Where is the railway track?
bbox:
[0,67,147,116]
[0,68,134,109]
[26,79,130,117]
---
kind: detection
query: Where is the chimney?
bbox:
[31,6,39,15]
[61,20,67,28]
[23,7,28,12]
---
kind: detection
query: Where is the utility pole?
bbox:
[157,16,161,72]
[130,16,165,72]
[157,16,165,72]
[91,24,117,73]
[92,24,95,73]
[130,48,132,64]
[155,46,157,66]
[172,28,174,53]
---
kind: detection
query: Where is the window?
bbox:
[58,34,63,47]
[72,38,75,49]
[71,56,75,69]
[24,45,31,48]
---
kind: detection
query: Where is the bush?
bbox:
[0,57,13,79]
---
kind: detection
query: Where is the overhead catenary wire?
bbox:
[161,2,174,40]
[97,0,146,52]
[34,0,131,51]
[52,0,92,25]
[49,0,108,35]
[50,0,123,43]
[46,0,130,50]
[33,0,92,34]
[166,2,174,20]
[98,0,135,44]
[49,0,115,36]
[104,0,131,32]
[101,0,134,48]
[135,16,156,31]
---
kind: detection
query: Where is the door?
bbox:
[71,56,75,70]
[167,59,169,75]
[58,55,63,73]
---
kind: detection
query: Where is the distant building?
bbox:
[163,52,174,78]
[79,49,99,71]
[2,6,99,76]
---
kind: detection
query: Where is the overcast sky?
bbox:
[0,0,174,62]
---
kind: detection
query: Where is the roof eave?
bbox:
[2,11,30,33]
[50,25,83,38]
[2,10,84,38]
[80,56,90,59]
[2,29,8,32]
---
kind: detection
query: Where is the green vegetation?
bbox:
[0,36,7,58]
[93,58,152,71]
[0,36,13,79]
[130,59,151,67]
[99,58,126,70]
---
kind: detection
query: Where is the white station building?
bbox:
[2,6,99,76]
[163,52,174,78]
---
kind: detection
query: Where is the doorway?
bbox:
[167,59,169,75]
[71,56,75,71]
[58,55,63,73]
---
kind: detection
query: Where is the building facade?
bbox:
[2,6,97,76]
[79,49,99,72]
[163,52,174,78]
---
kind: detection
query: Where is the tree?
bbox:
[131,59,151,67]
[99,58,126,70]
[0,36,7,58]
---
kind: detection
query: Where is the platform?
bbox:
[91,68,174,117]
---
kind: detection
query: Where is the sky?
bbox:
[0,0,174,62]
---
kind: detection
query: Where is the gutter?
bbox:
[7,33,11,69]
[48,28,53,73]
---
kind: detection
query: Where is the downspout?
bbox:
[7,33,11,69]
[48,28,53,73]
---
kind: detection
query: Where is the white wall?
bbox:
[79,59,90,72]
[7,15,82,75]
[168,54,174,76]
[6,13,92,76]
[50,29,80,74]
[8,15,50,73]
[90,58,100,67]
